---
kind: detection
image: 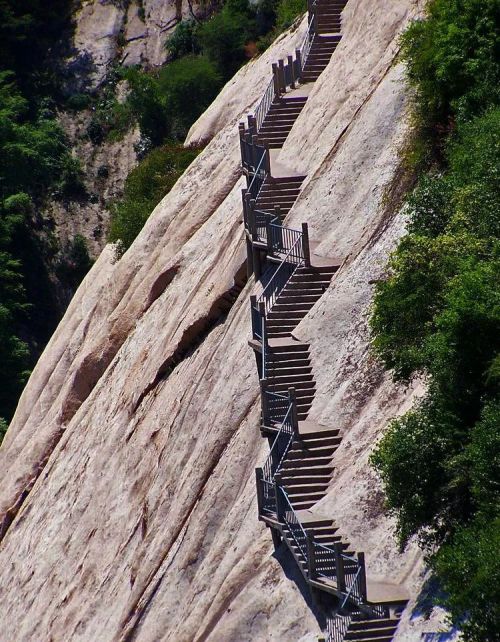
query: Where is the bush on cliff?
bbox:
[370,2,500,638]
[109,144,200,254]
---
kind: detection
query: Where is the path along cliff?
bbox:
[0,1,459,640]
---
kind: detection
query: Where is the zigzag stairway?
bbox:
[239,1,409,641]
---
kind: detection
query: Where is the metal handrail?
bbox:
[298,0,318,70]
[279,486,308,559]
[257,235,304,313]
[247,147,268,200]
[262,401,294,482]
[254,76,276,131]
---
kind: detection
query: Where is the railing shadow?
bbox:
[272,539,328,630]
[411,576,459,641]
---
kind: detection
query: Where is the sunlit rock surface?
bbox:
[0,1,459,640]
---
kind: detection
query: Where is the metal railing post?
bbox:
[250,295,258,337]
[306,533,317,580]
[260,377,269,426]
[288,54,296,89]
[357,552,367,602]
[264,143,271,175]
[239,122,246,165]
[274,475,284,520]
[295,48,303,77]
[255,468,265,517]
[272,63,280,98]
[251,135,259,171]
[334,542,346,593]
[246,238,253,278]
[278,59,286,93]
[302,222,311,267]
[250,199,257,242]
[259,300,268,347]
[266,216,273,254]
[248,115,257,136]
[295,48,302,79]
[288,387,299,436]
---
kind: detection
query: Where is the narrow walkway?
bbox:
[239,2,409,640]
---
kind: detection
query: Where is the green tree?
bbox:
[109,144,200,253]
[370,5,500,635]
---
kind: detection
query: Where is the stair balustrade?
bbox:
[254,76,276,131]
[240,131,269,177]
[258,233,306,315]
[243,2,406,638]
[256,395,299,515]
[299,0,318,70]
[277,484,309,559]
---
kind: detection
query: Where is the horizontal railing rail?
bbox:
[262,401,295,481]
[278,485,308,559]
[257,235,304,314]
[261,477,276,515]
[254,76,276,132]
[299,0,317,70]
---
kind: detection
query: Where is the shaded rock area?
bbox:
[0,1,460,640]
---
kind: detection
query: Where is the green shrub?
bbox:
[400,0,500,139]
[66,93,92,111]
[166,20,201,60]
[371,5,500,637]
[158,55,223,136]
[275,0,305,31]
[432,515,500,642]
[0,417,7,443]
[197,9,251,79]
[109,143,200,253]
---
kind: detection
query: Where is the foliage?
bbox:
[197,1,255,79]
[108,143,200,253]
[0,72,83,199]
[0,418,7,442]
[0,6,84,428]
[55,235,93,291]
[0,193,30,425]
[400,0,500,154]
[0,0,74,99]
[166,20,201,60]
[157,55,223,138]
[275,0,306,31]
[124,56,222,145]
[432,514,500,642]
[371,3,500,637]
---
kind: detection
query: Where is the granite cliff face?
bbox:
[0,1,459,640]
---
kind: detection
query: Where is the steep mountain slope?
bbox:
[0,1,459,640]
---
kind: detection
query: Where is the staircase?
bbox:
[265,265,338,337]
[240,2,409,641]
[345,616,401,641]
[316,0,347,34]
[255,175,307,219]
[301,34,342,82]
[258,96,308,148]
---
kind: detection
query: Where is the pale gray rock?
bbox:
[0,1,460,640]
